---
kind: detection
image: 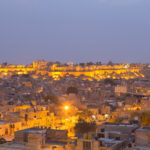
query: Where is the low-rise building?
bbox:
[0,128,75,150]
[75,134,125,150]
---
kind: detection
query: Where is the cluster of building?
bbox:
[1,122,150,150]
[0,60,150,149]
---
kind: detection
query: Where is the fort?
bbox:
[0,61,144,80]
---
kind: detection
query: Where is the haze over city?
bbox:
[1,0,150,149]
[0,0,150,64]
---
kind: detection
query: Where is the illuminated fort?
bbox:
[0,60,144,80]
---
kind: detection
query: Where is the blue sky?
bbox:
[0,0,150,64]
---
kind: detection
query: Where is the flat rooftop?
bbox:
[0,120,9,125]
[135,146,150,150]
[137,127,150,132]
[16,127,46,134]
[105,122,138,127]
[98,138,123,144]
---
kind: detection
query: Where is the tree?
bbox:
[66,87,78,95]
[96,61,102,65]
[0,138,6,144]
[76,109,93,122]
[2,62,7,66]
[104,78,116,86]
[79,63,85,67]
[21,74,30,78]
[74,119,97,134]
[107,61,113,66]
[109,116,123,123]
[7,101,14,105]
[86,62,94,66]
[130,111,150,126]
[44,94,59,104]
[142,112,150,126]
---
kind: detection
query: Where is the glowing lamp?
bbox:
[64,105,69,110]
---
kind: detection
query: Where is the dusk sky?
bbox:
[0,0,150,64]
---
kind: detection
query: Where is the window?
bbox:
[97,133,104,138]
[5,129,8,135]
[24,133,28,143]
[83,141,91,150]
[101,128,105,132]
[99,141,103,146]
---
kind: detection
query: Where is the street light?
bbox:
[64,105,69,110]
